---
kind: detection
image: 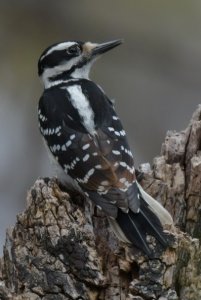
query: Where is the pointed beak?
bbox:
[83,39,123,58]
[92,39,123,56]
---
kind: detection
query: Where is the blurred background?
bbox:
[0,0,201,253]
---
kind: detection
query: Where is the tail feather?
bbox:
[140,208,167,246]
[115,197,170,256]
[127,212,152,256]
[88,181,173,256]
[136,182,173,226]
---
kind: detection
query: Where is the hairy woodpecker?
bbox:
[38,39,173,256]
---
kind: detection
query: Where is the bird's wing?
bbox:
[38,80,138,215]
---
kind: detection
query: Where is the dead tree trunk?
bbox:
[1,106,201,300]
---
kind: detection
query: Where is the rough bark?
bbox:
[1,106,201,300]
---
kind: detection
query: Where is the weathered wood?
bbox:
[0,106,201,300]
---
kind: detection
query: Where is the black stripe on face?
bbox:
[48,56,89,82]
[38,49,74,76]
[38,41,84,76]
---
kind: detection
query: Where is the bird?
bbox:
[37,39,173,256]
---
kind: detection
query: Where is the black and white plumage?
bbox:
[38,39,173,256]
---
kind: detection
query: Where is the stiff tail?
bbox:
[110,186,173,256]
[136,182,173,226]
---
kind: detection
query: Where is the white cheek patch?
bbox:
[42,56,81,88]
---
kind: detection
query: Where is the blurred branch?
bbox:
[1,106,201,300]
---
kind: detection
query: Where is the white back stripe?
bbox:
[66,85,95,134]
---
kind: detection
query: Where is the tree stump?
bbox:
[0,106,201,300]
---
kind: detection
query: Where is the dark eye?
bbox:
[67,45,81,55]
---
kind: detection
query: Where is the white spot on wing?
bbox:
[64,157,80,172]
[39,112,47,122]
[66,140,72,147]
[55,126,62,136]
[55,126,61,133]
[87,168,95,177]
[120,162,127,167]
[83,154,90,162]
[114,131,120,136]
[112,150,120,155]
[95,164,102,169]
[76,168,95,184]
[120,145,133,158]
[120,130,126,136]
[82,143,90,150]
[70,134,75,140]
[97,185,107,192]
[120,161,135,174]
[101,180,110,186]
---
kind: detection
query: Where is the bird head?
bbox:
[38,39,123,88]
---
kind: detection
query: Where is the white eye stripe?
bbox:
[40,42,76,61]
